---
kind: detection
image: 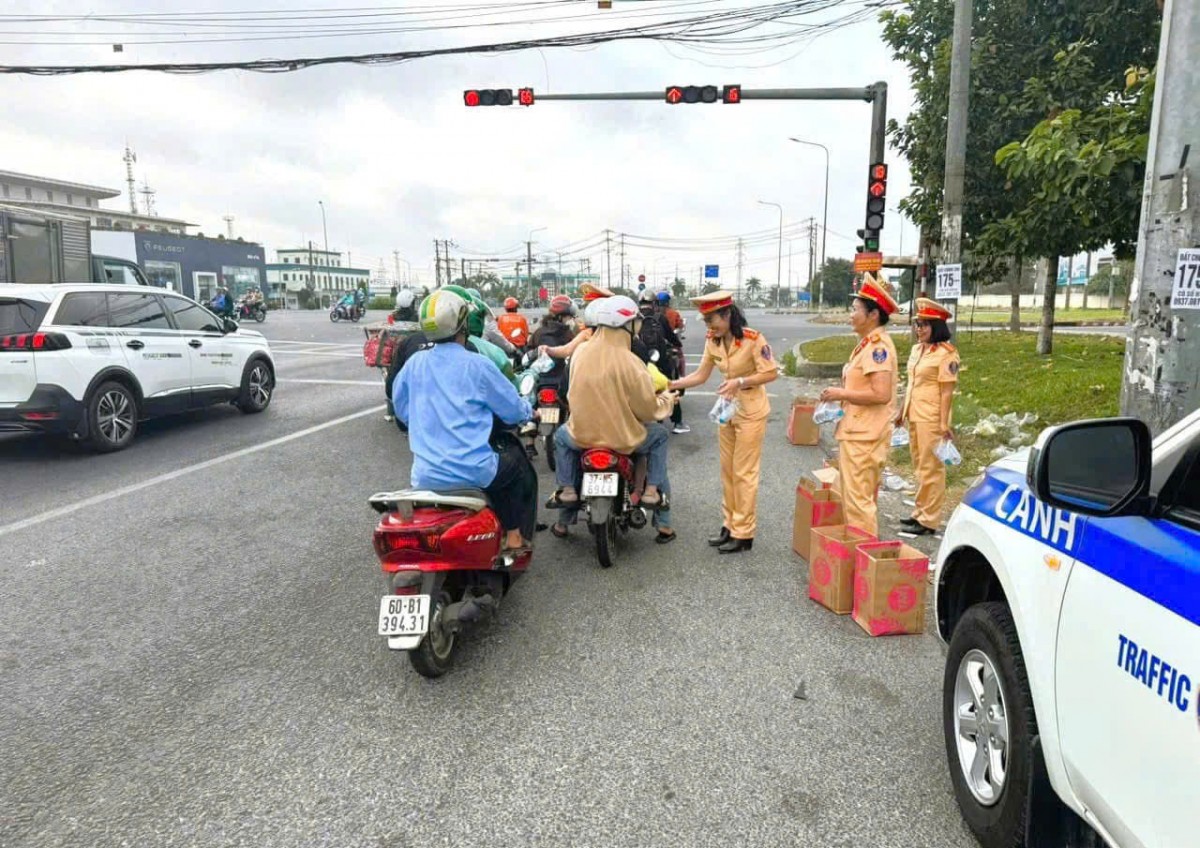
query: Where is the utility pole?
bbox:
[605,229,613,291]
[308,240,315,292]
[526,240,535,299]
[1065,255,1073,309]
[434,240,442,288]
[939,0,973,331]
[736,238,744,300]
[619,233,625,291]
[1120,0,1200,433]
[1082,251,1091,309]
[808,218,818,298]
[123,144,138,214]
[393,250,401,286]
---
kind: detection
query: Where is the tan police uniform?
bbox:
[902,298,960,528]
[834,274,899,537]
[693,291,777,541]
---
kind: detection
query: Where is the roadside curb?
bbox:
[789,342,843,379]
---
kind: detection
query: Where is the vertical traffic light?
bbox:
[859,162,888,253]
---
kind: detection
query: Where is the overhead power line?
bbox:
[0,0,894,74]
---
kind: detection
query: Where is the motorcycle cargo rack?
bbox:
[368,489,489,518]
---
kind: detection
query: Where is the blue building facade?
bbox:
[131,232,266,303]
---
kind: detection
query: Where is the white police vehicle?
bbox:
[934,410,1200,847]
[0,284,275,451]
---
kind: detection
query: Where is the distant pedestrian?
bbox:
[897,298,959,534]
[819,274,899,537]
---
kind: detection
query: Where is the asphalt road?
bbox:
[0,307,976,848]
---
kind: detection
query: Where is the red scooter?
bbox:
[369,484,532,678]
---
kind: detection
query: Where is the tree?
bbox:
[671,277,688,300]
[745,277,762,300]
[978,52,1155,353]
[810,258,855,308]
[701,282,721,295]
[881,0,1159,278]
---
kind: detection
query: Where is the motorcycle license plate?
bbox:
[378,595,431,637]
[582,473,619,498]
[539,406,560,425]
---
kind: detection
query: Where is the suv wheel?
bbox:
[943,602,1036,848]
[237,359,274,414]
[86,382,138,452]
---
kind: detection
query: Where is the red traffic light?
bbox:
[518,87,535,107]
[464,90,481,107]
[638,274,646,283]
[870,163,888,181]
[869,180,887,198]
[722,84,742,104]
[665,86,684,104]
[463,89,512,107]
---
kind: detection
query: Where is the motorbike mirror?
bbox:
[519,374,536,396]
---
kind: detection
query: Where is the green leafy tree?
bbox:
[811,258,855,307]
[978,54,1155,353]
[745,277,762,300]
[672,277,688,300]
[701,281,721,295]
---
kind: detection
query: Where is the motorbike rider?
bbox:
[539,283,615,360]
[464,287,519,360]
[549,296,677,541]
[529,295,577,357]
[496,297,530,350]
[391,288,418,324]
[393,289,538,552]
[353,286,367,318]
[654,291,689,434]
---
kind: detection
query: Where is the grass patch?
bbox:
[799,331,1125,494]
[962,308,1126,324]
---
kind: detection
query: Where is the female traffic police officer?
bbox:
[897,297,959,534]
[668,291,778,554]
[818,273,899,537]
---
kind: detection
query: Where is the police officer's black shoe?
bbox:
[708,527,731,547]
[900,517,923,530]
[717,538,753,555]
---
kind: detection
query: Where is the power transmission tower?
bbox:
[123,145,138,214]
[139,179,157,217]
[1120,0,1200,432]
[223,215,235,238]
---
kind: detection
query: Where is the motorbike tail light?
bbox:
[538,388,558,405]
[373,527,444,558]
[393,585,420,596]
[583,450,616,471]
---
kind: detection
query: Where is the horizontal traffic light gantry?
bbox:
[664,84,741,104]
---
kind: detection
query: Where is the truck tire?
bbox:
[943,601,1037,848]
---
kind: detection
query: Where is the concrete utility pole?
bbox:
[1120,0,1200,433]
[434,240,442,288]
[308,240,315,291]
[789,138,829,309]
[736,237,744,300]
[939,0,973,328]
[758,200,784,309]
[605,229,613,291]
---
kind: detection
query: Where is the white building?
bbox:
[265,247,371,308]
[0,168,191,235]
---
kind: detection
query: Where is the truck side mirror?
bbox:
[1027,417,1153,518]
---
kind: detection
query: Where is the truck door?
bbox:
[1055,439,1200,847]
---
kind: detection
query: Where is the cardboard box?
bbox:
[786,397,820,446]
[792,478,844,558]
[852,541,931,636]
[812,467,842,500]
[808,525,877,614]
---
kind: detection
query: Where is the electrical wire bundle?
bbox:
[0,0,895,75]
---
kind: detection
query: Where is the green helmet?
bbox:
[418,289,470,341]
[443,285,490,337]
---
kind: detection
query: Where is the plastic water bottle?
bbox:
[709,396,739,425]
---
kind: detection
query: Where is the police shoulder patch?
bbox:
[948,360,960,375]
[872,348,888,364]
[761,344,773,361]
[743,328,760,340]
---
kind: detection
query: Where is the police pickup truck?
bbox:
[934,410,1199,848]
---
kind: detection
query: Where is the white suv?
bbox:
[934,411,1199,848]
[0,284,275,451]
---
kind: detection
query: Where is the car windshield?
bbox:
[0,298,49,336]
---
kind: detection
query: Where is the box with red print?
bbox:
[792,477,844,558]
[808,525,877,614]
[851,541,929,636]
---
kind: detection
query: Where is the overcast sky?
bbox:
[1,0,915,290]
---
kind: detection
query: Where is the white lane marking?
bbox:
[272,350,362,359]
[267,339,362,348]
[278,379,381,387]
[687,391,778,397]
[0,405,386,540]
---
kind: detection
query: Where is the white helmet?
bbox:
[396,289,415,308]
[582,298,605,328]
[591,295,639,329]
[418,289,470,341]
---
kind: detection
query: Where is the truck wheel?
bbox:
[943,602,1037,848]
[86,381,138,452]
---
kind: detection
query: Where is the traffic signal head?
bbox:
[721,84,741,104]
[464,89,514,107]
[857,228,881,252]
[867,161,888,198]
[863,160,888,235]
[518,87,535,107]
[665,85,720,104]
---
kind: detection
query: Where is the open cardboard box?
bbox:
[793,477,844,558]
[852,541,931,636]
[808,525,877,614]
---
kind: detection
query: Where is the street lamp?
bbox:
[318,201,330,290]
[757,200,784,310]
[788,138,829,310]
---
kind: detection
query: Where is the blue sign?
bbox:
[796,292,811,303]
[704,264,719,279]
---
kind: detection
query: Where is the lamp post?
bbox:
[318,201,330,291]
[788,138,829,310]
[757,200,784,310]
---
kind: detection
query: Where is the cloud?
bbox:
[1,0,915,287]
